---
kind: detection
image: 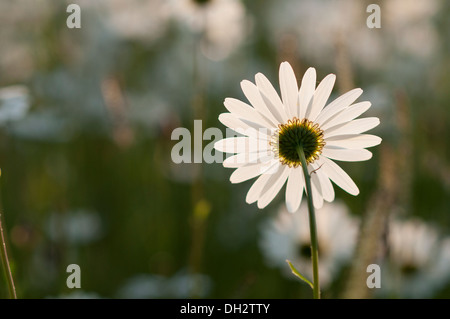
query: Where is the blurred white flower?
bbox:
[266,0,440,69]
[50,290,102,299]
[267,0,383,69]
[166,270,212,298]
[0,1,52,81]
[117,274,166,299]
[168,0,249,60]
[45,209,103,245]
[101,0,170,43]
[381,218,450,298]
[385,0,440,58]
[0,85,30,124]
[260,201,359,287]
[8,109,72,142]
[117,270,212,298]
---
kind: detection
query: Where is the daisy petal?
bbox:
[325,134,382,149]
[324,117,380,138]
[310,169,324,209]
[218,113,271,140]
[255,72,286,119]
[320,157,359,195]
[259,88,289,124]
[246,162,281,204]
[322,147,373,162]
[285,168,304,213]
[214,137,269,154]
[223,98,274,128]
[223,152,273,168]
[316,88,363,126]
[320,101,371,130]
[230,160,279,183]
[246,174,271,204]
[279,62,299,119]
[298,67,316,119]
[230,163,263,184]
[306,74,336,122]
[311,162,335,202]
[241,80,282,126]
[257,166,290,209]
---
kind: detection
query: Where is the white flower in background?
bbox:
[45,209,103,245]
[168,0,248,60]
[102,0,170,43]
[50,291,102,299]
[0,85,30,124]
[117,271,212,298]
[381,218,450,298]
[266,0,440,70]
[260,201,358,287]
[385,0,440,58]
[214,62,381,211]
[0,1,53,81]
[267,0,383,69]
[8,108,71,142]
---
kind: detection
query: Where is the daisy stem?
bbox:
[0,211,16,299]
[297,146,320,299]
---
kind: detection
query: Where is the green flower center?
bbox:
[400,263,419,276]
[192,0,211,5]
[271,118,325,167]
[298,243,312,258]
[298,241,325,258]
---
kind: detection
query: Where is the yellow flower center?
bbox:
[270,118,325,167]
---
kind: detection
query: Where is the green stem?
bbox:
[0,211,16,299]
[297,146,320,299]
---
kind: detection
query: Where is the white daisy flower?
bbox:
[45,209,103,245]
[381,218,450,298]
[214,62,381,212]
[168,0,248,60]
[260,201,359,287]
[103,0,170,43]
[266,0,439,70]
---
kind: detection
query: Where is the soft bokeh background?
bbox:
[0,0,449,299]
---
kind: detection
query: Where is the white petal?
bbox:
[322,147,372,162]
[223,152,273,168]
[325,134,382,149]
[315,88,363,126]
[259,88,289,124]
[246,174,271,204]
[223,98,274,128]
[306,74,336,122]
[320,101,371,130]
[255,72,287,120]
[310,168,324,209]
[218,113,271,140]
[246,162,281,203]
[311,162,335,202]
[298,67,316,120]
[320,157,359,195]
[324,117,380,138]
[214,137,269,154]
[257,165,290,209]
[285,168,304,213]
[241,80,281,126]
[230,162,268,183]
[279,62,299,119]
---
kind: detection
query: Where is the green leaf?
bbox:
[286,259,314,290]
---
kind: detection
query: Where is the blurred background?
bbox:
[0,0,449,299]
